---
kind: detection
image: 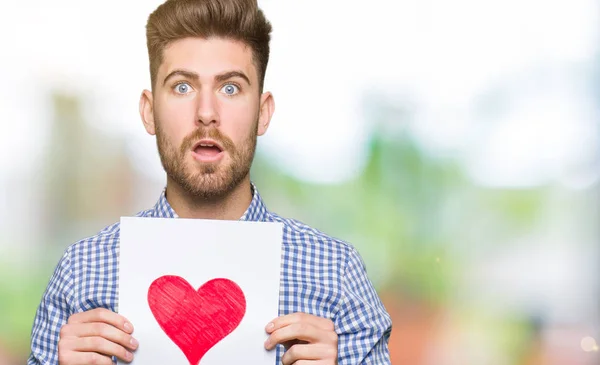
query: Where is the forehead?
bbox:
[159,37,257,81]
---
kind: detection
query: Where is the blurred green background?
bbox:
[1,1,600,364]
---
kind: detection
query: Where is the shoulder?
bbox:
[264,211,359,260]
[62,207,155,259]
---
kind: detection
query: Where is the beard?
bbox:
[155,120,258,201]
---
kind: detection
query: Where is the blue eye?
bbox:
[221,84,239,95]
[175,83,192,94]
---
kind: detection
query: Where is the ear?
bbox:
[257,91,275,136]
[139,89,156,135]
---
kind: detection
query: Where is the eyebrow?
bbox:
[162,69,251,87]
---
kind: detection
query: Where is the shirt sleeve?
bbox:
[335,247,393,365]
[28,249,75,365]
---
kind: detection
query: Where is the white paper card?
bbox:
[118,217,283,365]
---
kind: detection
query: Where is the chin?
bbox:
[183,172,234,197]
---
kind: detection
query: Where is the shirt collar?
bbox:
[150,182,269,222]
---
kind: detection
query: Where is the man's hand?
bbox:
[264,312,338,365]
[58,308,138,365]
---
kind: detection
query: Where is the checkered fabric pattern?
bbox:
[28,183,392,364]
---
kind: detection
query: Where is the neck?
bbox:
[164,176,253,220]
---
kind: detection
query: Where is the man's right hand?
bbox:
[58,308,139,365]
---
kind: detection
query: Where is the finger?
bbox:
[62,336,134,363]
[266,313,334,334]
[283,339,308,350]
[67,308,133,334]
[58,350,115,365]
[265,323,330,350]
[281,344,337,365]
[60,322,139,351]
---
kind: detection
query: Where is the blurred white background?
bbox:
[1,1,599,364]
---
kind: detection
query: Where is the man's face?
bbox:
[140,37,273,200]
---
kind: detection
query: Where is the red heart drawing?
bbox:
[147,275,246,365]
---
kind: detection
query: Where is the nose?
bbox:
[196,89,220,126]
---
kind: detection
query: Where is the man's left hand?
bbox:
[264,312,338,365]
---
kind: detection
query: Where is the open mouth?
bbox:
[191,139,224,161]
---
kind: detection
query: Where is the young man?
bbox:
[28,0,392,364]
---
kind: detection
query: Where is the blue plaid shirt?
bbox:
[28,184,392,364]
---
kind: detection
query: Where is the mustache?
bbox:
[180,127,235,155]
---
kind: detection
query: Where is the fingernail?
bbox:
[125,351,133,360]
[264,338,271,348]
[266,322,274,331]
[124,322,132,332]
[130,337,139,348]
